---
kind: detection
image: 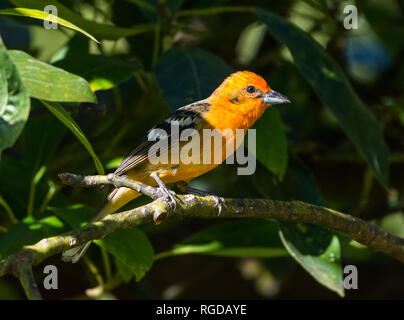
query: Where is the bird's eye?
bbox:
[246,85,256,94]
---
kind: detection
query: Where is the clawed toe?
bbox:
[151,172,178,213]
[208,195,226,216]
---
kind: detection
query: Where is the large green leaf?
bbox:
[0,7,98,43]
[278,222,344,297]
[280,158,344,296]
[257,156,344,296]
[10,0,155,40]
[50,205,154,281]
[95,230,154,282]
[0,215,66,260]
[250,108,288,180]
[9,50,96,103]
[40,101,104,175]
[55,54,142,92]
[155,47,232,110]
[156,220,288,259]
[380,211,404,238]
[255,8,390,187]
[0,37,30,155]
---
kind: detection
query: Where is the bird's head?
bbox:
[209,71,290,116]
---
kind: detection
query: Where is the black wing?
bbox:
[114,101,211,176]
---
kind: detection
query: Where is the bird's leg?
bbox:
[151,172,177,212]
[176,181,225,216]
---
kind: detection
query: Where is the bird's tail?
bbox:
[62,202,113,263]
[62,187,142,263]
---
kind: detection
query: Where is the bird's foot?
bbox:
[159,187,177,212]
[207,195,226,216]
[184,185,225,216]
[151,172,178,213]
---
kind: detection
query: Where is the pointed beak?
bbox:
[263,90,290,105]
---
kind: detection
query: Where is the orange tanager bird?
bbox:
[62,70,290,263]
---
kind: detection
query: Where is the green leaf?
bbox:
[155,47,232,110]
[280,158,343,296]
[55,54,142,92]
[380,211,404,238]
[0,37,30,155]
[0,215,66,259]
[257,156,344,296]
[250,108,288,180]
[156,220,288,259]
[0,7,98,43]
[255,8,390,186]
[8,50,96,103]
[10,0,154,40]
[39,100,104,175]
[115,258,133,283]
[95,230,154,282]
[50,205,154,281]
[278,222,344,297]
[236,22,267,65]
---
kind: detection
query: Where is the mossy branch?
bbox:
[1,173,404,300]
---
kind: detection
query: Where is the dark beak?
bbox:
[263,90,290,104]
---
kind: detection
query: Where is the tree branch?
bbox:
[1,173,404,299]
[18,261,42,300]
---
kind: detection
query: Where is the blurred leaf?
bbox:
[236,22,266,65]
[133,0,183,21]
[380,212,404,238]
[50,205,154,281]
[9,50,96,103]
[0,36,30,155]
[176,6,249,18]
[55,54,141,92]
[278,223,344,297]
[250,108,288,180]
[155,47,232,110]
[0,7,98,43]
[166,0,185,12]
[127,0,157,13]
[192,0,230,8]
[255,8,390,187]
[0,215,66,259]
[10,0,154,40]
[157,220,288,259]
[40,100,104,175]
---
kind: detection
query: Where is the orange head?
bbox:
[206,71,290,129]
